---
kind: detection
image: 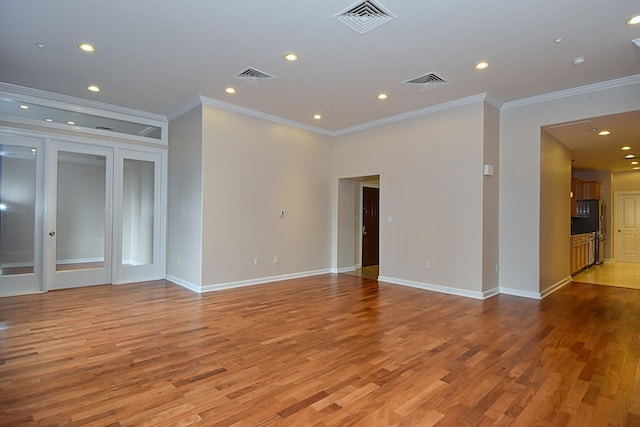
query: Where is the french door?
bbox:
[0,134,164,296]
[44,141,113,289]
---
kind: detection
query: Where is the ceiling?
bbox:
[1,1,639,168]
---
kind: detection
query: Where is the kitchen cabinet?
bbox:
[571,179,601,216]
[582,180,601,200]
[570,233,591,275]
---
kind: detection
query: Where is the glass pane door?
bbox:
[0,135,43,296]
[114,150,163,283]
[45,142,112,290]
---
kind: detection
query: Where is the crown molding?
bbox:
[501,74,640,110]
[0,82,167,123]
[197,96,334,136]
[333,93,489,136]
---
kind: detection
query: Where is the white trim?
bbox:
[540,276,571,299]
[335,266,356,273]
[0,83,168,145]
[165,275,201,293]
[333,93,488,136]
[170,93,491,138]
[0,82,167,122]
[498,287,542,300]
[168,269,333,293]
[501,74,640,110]
[378,276,488,300]
[197,96,334,136]
[166,97,201,121]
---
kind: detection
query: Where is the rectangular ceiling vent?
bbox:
[402,73,449,93]
[333,0,396,35]
[234,67,277,86]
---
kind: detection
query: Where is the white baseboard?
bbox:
[165,275,201,293]
[540,276,572,299]
[499,275,571,300]
[167,269,333,294]
[334,266,356,273]
[378,276,489,300]
[499,287,541,300]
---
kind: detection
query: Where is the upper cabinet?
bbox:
[571,178,601,216]
[582,180,601,200]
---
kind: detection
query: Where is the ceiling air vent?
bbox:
[333,0,396,35]
[234,67,277,86]
[402,73,449,93]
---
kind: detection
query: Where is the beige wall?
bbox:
[333,101,489,297]
[200,104,333,288]
[539,130,572,292]
[501,79,640,296]
[482,103,500,292]
[167,105,203,287]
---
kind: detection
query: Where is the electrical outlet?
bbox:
[254,257,260,265]
[273,256,279,264]
[177,256,181,265]
[425,261,431,270]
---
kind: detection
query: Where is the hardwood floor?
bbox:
[573,261,640,290]
[1,275,639,426]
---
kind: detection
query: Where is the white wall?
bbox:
[539,130,572,293]
[200,104,333,288]
[500,78,640,295]
[167,105,203,287]
[333,101,488,297]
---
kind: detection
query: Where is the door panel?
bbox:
[114,150,163,283]
[362,186,379,267]
[616,193,640,262]
[0,135,44,296]
[45,142,112,289]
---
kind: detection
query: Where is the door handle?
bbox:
[362,225,367,236]
[49,231,55,236]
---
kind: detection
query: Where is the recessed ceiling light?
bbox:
[475,61,489,70]
[632,161,639,165]
[313,114,322,120]
[87,85,101,92]
[634,167,640,170]
[67,121,76,125]
[377,93,388,100]
[78,43,96,53]
[225,87,236,94]
[573,57,586,66]
[45,118,53,122]
[625,154,635,158]
[598,130,611,136]
[554,37,563,44]
[19,104,29,109]
[626,15,640,25]
[283,53,298,62]
[622,146,632,150]
[36,42,45,49]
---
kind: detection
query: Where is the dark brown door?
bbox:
[362,187,379,267]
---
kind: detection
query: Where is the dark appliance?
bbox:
[571,200,605,264]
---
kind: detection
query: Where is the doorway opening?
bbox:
[336,175,380,280]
